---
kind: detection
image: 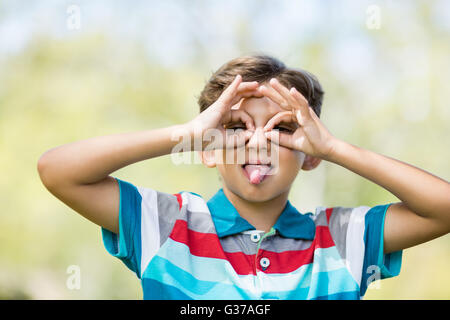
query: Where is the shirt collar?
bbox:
[206,188,315,240]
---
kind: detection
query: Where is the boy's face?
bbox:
[200,92,320,203]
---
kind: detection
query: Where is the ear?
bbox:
[301,155,322,171]
[197,150,217,168]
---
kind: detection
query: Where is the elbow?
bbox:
[37,151,58,189]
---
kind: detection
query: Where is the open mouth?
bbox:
[241,162,274,185]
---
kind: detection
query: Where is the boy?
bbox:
[37,55,450,300]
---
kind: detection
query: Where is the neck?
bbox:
[222,186,289,232]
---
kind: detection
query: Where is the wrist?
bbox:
[181,120,206,152]
[324,138,351,163]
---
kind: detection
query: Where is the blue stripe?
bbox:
[156,238,236,283]
[145,255,256,299]
[101,178,142,278]
[311,290,360,300]
[307,267,360,299]
[143,279,193,300]
[361,203,403,297]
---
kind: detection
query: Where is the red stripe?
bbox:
[325,207,333,224]
[169,220,256,275]
[256,226,335,273]
[169,219,225,259]
[168,220,337,275]
[224,252,256,275]
[173,193,183,210]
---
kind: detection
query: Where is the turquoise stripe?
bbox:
[143,238,360,299]
[143,278,193,300]
[156,238,255,286]
[254,265,358,299]
[361,203,403,297]
[101,178,142,278]
[241,247,349,293]
[311,290,360,300]
[261,285,310,300]
[144,255,256,299]
[307,267,360,299]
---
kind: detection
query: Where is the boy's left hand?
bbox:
[259,78,337,160]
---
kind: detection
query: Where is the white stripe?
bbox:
[137,187,160,277]
[344,206,370,286]
[185,192,209,213]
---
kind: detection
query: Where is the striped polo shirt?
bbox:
[101,177,402,300]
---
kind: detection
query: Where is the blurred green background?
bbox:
[0,0,449,299]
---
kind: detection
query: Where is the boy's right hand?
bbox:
[186,75,262,151]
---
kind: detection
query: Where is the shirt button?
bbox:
[250,233,261,243]
[260,257,270,269]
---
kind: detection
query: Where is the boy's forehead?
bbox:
[239,96,282,120]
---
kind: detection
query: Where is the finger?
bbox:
[263,111,296,132]
[269,78,298,109]
[223,109,256,131]
[258,84,289,110]
[264,130,296,150]
[236,81,259,93]
[308,105,320,121]
[230,98,243,110]
[233,109,255,131]
[228,81,261,109]
[229,88,263,108]
[289,87,311,122]
[216,74,242,106]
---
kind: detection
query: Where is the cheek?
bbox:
[214,150,234,179]
[279,149,304,172]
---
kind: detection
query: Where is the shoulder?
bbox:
[176,190,209,213]
[310,205,372,226]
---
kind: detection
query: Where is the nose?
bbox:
[246,127,269,152]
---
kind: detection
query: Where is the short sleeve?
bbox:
[101,177,181,279]
[360,203,403,296]
[326,203,403,298]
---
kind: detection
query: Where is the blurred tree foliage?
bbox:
[0,1,449,299]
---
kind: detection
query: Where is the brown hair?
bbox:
[197,54,324,117]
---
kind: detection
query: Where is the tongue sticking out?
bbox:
[244,165,272,184]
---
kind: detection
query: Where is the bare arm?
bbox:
[260,78,450,255]
[37,124,189,234]
[328,139,450,254]
[37,76,260,235]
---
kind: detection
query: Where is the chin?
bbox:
[229,182,284,203]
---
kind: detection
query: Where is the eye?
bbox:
[224,123,247,130]
[229,125,246,130]
[274,125,294,133]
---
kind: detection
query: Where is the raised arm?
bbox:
[37,124,187,234]
[328,139,450,254]
[260,77,450,254]
[37,75,261,234]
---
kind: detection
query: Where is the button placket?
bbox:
[254,228,276,273]
[252,228,276,298]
